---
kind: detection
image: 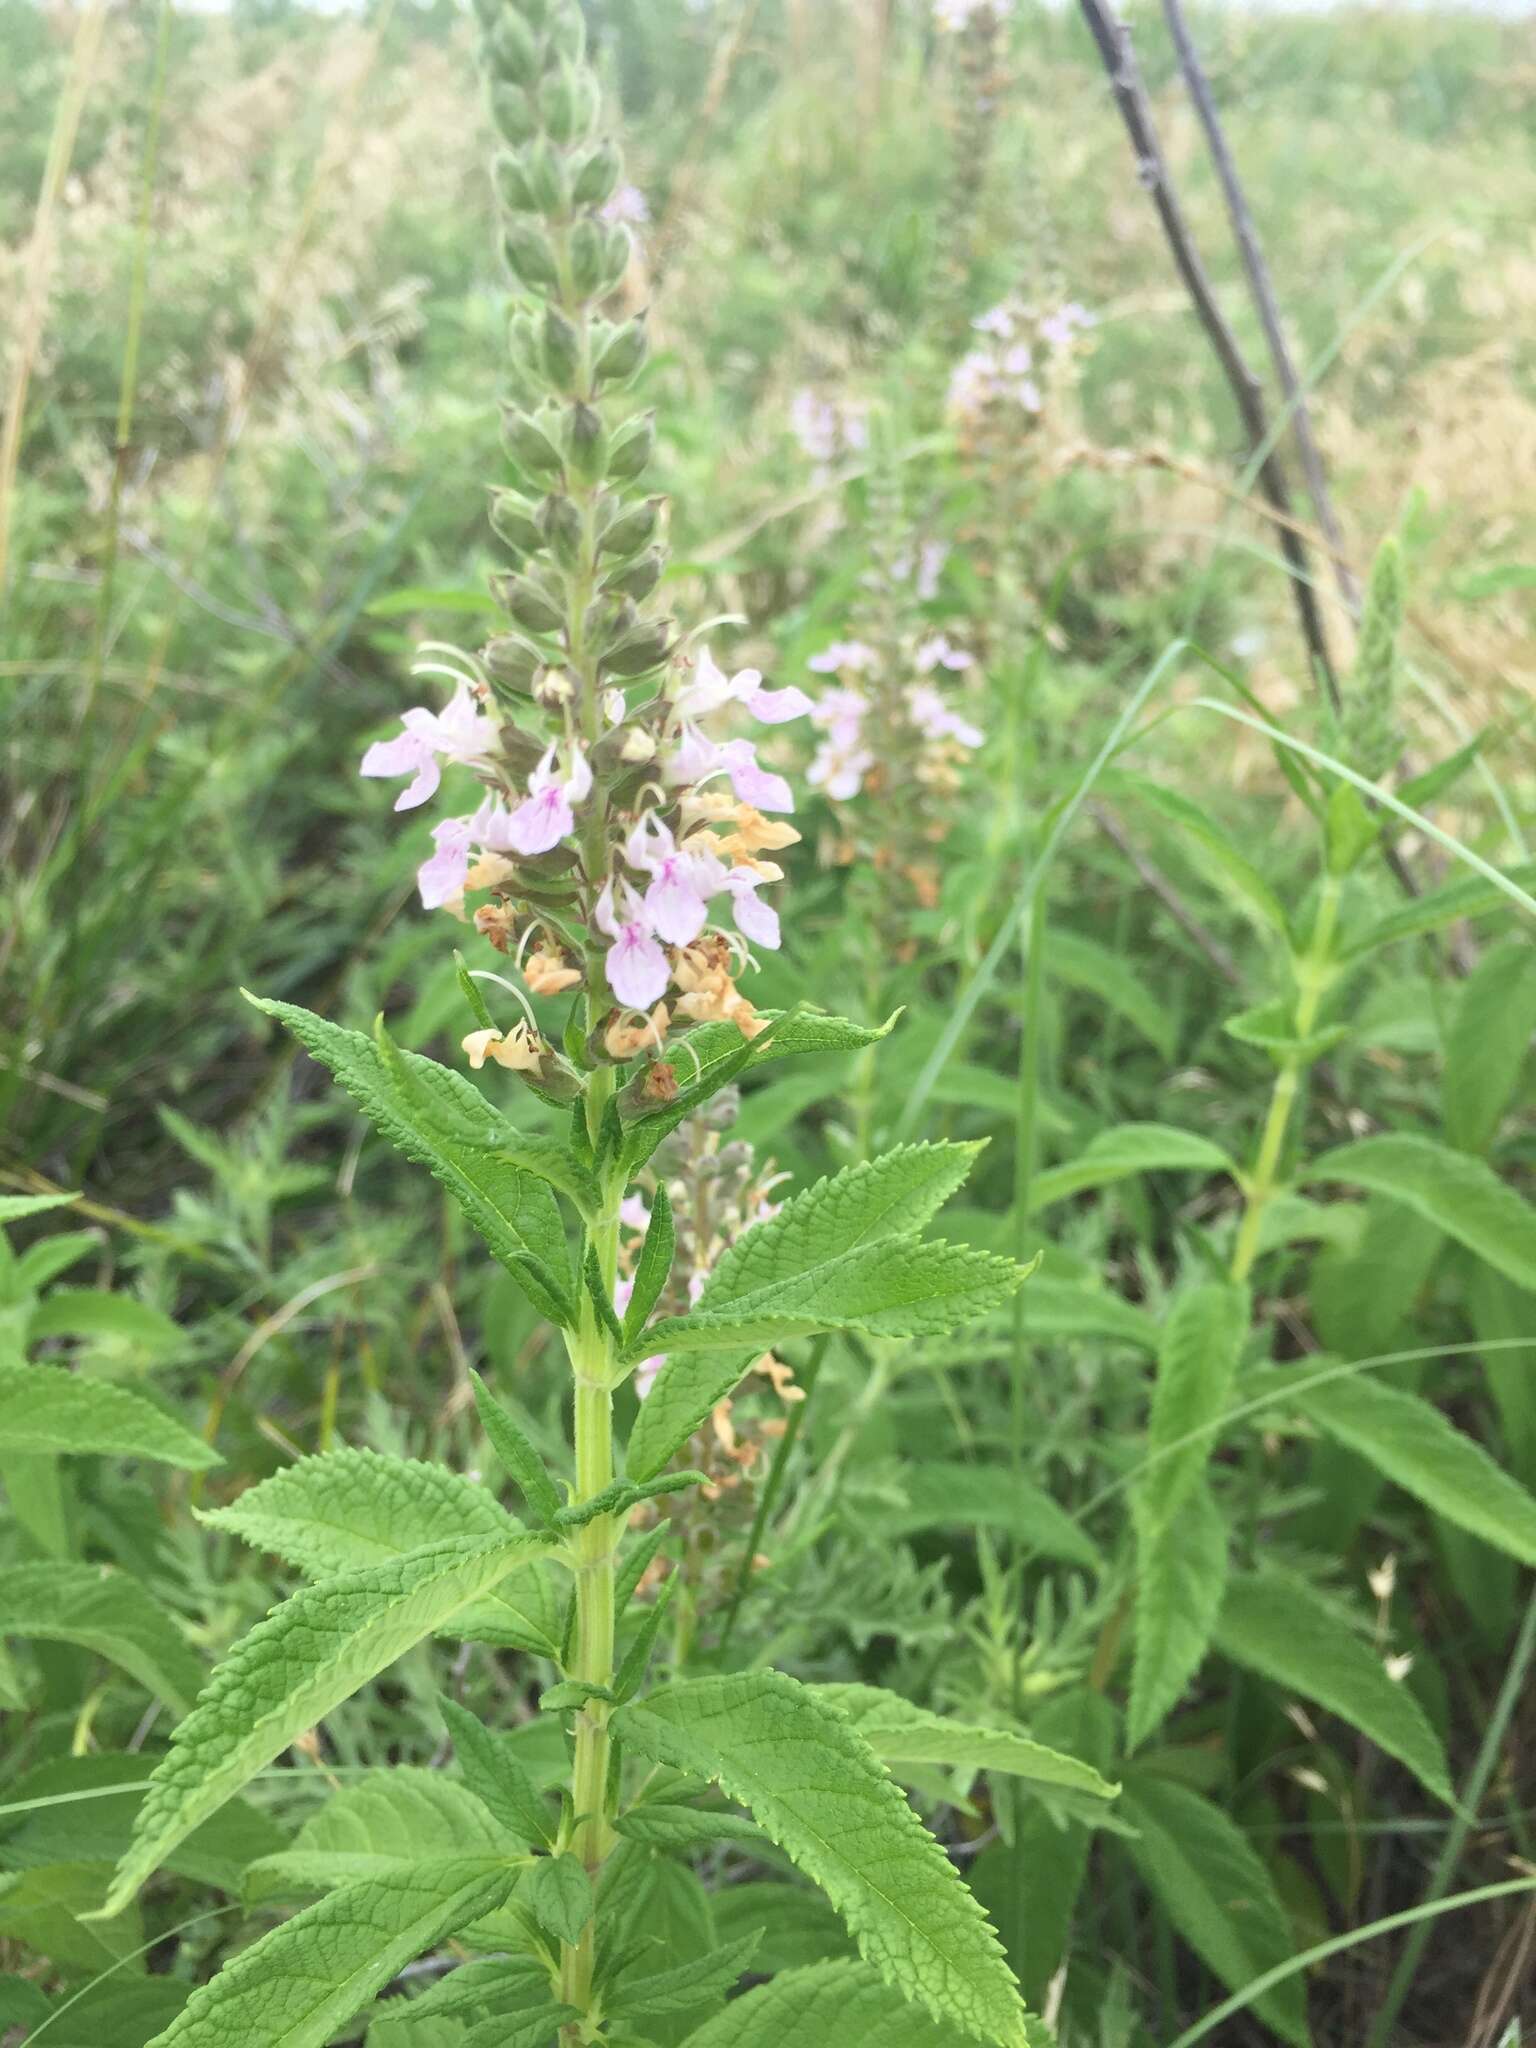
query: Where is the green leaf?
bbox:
[27,1289,183,1359]
[675,1960,996,2048]
[584,1242,626,1346]
[0,1862,142,1976]
[0,1361,220,1468]
[439,1694,553,1847]
[101,1532,555,1917]
[633,1236,1026,1362]
[552,1471,702,1530]
[199,1446,562,1655]
[1045,930,1176,1060]
[618,1011,898,1171]
[0,1562,204,1714]
[1127,1477,1228,1750]
[14,1229,102,1292]
[142,1860,518,2048]
[0,1192,78,1223]
[861,1460,1101,1570]
[245,995,574,1313]
[1026,1124,1233,1214]
[697,1143,985,1311]
[613,1574,675,1703]
[522,1852,592,1947]
[470,1371,562,1527]
[1215,1567,1452,1803]
[1443,939,1536,1153]
[1117,774,1290,938]
[815,1684,1117,1799]
[613,1671,1028,2046]
[1144,1283,1248,1527]
[626,1349,760,1485]
[385,1957,549,2024]
[1341,861,1536,961]
[1275,1368,1536,1568]
[613,1802,765,1850]
[1223,999,1349,1066]
[1118,1773,1308,2047]
[623,1183,675,1346]
[245,1767,508,1901]
[1305,1133,1536,1291]
[610,1930,761,2018]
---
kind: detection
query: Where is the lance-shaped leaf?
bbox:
[0,1362,219,1470]
[199,1447,562,1655]
[677,1959,1014,2048]
[0,1192,78,1223]
[628,1237,1025,1365]
[697,1143,985,1311]
[141,1859,518,2048]
[439,1695,553,1847]
[1305,1133,1536,1292]
[1127,1477,1228,1751]
[814,1685,1118,1801]
[626,1349,760,1485]
[469,1371,562,1527]
[622,1183,674,1345]
[100,1532,555,1917]
[244,1767,509,1901]
[862,1459,1101,1571]
[1143,1282,1249,1529]
[244,995,575,1311]
[0,1562,204,1715]
[614,1671,1029,2047]
[608,1929,761,2018]
[522,1852,592,1947]
[1026,1124,1234,1215]
[1215,1567,1452,1804]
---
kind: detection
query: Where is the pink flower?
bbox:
[505,743,592,856]
[360,681,492,811]
[908,683,984,749]
[725,867,781,949]
[718,738,793,812]
[627,814,725,946]
[633,1354,665,1398]
[808,640,878,675]
[619,1194,650,1233]
[416,814,477,909]
[915,634,973,673]
[602,183,649,225]
[595,878,670,1009]
[808,738,874,801]
[675,646,812,726]
[973,302,1017,339]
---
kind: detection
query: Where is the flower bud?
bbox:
[598,496,662,559]
[535,666,575,709]
[501,405,565,480]
[488,9,540,86]
[588,594,636,647]
[503,215,560,291]
[497,570,566,635]
[505,308,541,383]
[602,618,673,679]
[511,0,550,25]
[603,547,663,602]
[569,216,628,300]
[490,83,537,145]
[538,490,585,568]
[494,149,537,213]
[564,402,608,486]
[594,316,648,386]
[540,57,598,146]
[605,411,655,484]
[591,719,656,773]
[572,138,622,208]
[543,0,586,63]
[489,489,543,554]
[483,633,543,691]
[540,305,582,393]
[523,136,572,220]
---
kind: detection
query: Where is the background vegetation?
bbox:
[3,1,1534,2043]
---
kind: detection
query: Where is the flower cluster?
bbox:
[806,632,982,805]
[788,387,870,478]
[948,296,1094,435]
[358,0,807,1085]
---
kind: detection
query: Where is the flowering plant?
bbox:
[83,6,1103,2046]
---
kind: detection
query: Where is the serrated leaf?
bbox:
[626,1349,760,1485]
[1268,1369,1536,1568]
[245,995,574,1312]
[552,1471,702,1529]
[0,1192,78,1223]
[610,1929,761,2017]
[245,1767,508,1901]
[613,1802,765,1849]
[676,1960,997,2047]
[0,1361,220,1469]
[614,1573,674,1702]
[102,1532,555,1917]
[439,1695,553,1847]
[522,1852,592,1947]
[382,1956,549,2024]
[470,1371,562,1526]
[1306,1133,1536,1291]
[0,1862,142,1975]
[14,1229,101,1292]
[861,1461,1101,1570]
[27,1289,183,1358]
[1223,999,1349,1065]
[199,1447,562,1655]
[1443,939,1536,1154]
[816,1684,1117,1799]
[1026,1124,1233,1214]
[1341,862,1536,961]
[697,1143,984,1312]
[633,1236,1025,1361]
[618,1011,897,1171]
[0,1562,204,1714]
[1127,1477,1228,1750]
[1119,1773,1308,2047]
[461,2006,580,2047]
[1215,1567,1452,1803]
[1144,1282,1248,1527]
[142,1860,517,2048]
[613,1671,1028,2046]
[624,1184,675,1345]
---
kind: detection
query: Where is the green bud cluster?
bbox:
[473,0,669,711]
[1343,535,1404,783]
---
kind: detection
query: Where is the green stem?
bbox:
[1229,870,1342,1284]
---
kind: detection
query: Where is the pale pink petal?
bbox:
[727,872,780,949]
[645,861,710,946]
[506,785,573,855]
[607,925,670,1009]
[720,739,793,813]
[633,1354,665,1398]
[417,817,474,908]
[738,676,814,724]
